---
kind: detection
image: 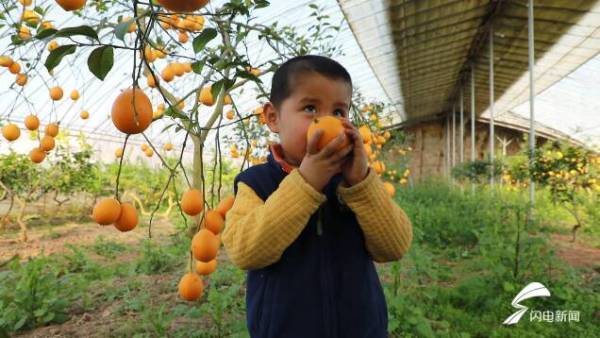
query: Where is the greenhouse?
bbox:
[0,0,598,337]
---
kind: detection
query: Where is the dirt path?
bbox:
[0,218,176,262]
[551,233,600,271]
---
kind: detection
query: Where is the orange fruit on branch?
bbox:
[2,124,20,141]
[80,111,89,119]
[49,86,63,101]
[178,272,204,301]
[24,115,39,130]
[199,86,214,106]
[195,259,217,275]
[306,116,349,152]
[92,198,121,225]
[215,196,234,218]
[181,188,203,216]
[111,87,153,134]
[114,203,138,232]
[192,228,220,262]
[157,0,209,13]
[39,135,55,151]
[29,148,46,163]
[45,123,59,137]
[202,210,224,235]
[55,0,87,11]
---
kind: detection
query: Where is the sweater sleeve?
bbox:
[221,169,327,270]
[337,169,413,262]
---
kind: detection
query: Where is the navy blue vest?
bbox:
[233,151,388,338]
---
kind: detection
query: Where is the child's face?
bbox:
[265,72,352,167]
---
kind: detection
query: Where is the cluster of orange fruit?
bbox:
[156,62,193,84]
[157,0,210,13]
[1,55,28,87]
[92,198,138,232]
[177,189,235,301]
[2,116,60,164]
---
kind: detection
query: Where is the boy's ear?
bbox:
[264,102,279,133]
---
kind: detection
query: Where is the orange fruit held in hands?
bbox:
[181,189,203,216]
[111,87,153,134]
[192,228,219,262]
[157,0,209,13]
[24,115,39,131]
[29,148,46,163]
[195,259,217,275]
[178,272,204,301]
[45,123,59,137]
[55,0,87,11]
[306,116,350,152]
[113,203,138,232]
[2,124,20,141]
[92,198,122,225]
[215,196,234,218]
[202,210,224,235]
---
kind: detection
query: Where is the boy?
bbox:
[221,55,413,338]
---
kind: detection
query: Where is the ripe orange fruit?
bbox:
[195,259,217,275]
[192,228,219,262]
[215,196,234,218]
[80,110,89,119]
[147,73,158,88]
[383,182,395,197]
[225,110,234,120]
[371,161,385,175]
[45,123,59,137]
[182,62,192,73]
[157,0,209,12]
[161,66,175,82]
[223,94,232,105]
[55,0,86,11]
[49,86,63,101]
[24,115,39,130]
[145,148,154,157]
[144,46,156,63]
[141,143,149,151]
[70,89,80,100]
[306,116,349,152]
[15,73,27,86]
[163,143,173,151]
[181,189,203,216]
[2,124,20,141]
[48,40,58,52]
[0,55,13,67]
[359,125,371,144]
[199,86,214,106]
[178,272,204,301]
[171,63,185,77]
[202,210,224,235]
[39,135,55,151]
[113,203,138,232]
[92,198,122,225]
[178,31,189,43]
[29,148,46,163]
[115,147,123,158]
[8,62,21,74]
[111,87,153,134]
[18,26,31,40]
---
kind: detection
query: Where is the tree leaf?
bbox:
[45,44,76,72]
[55,25,98,40]
[35,28,57,39]
[114,18,135,41]
[191,60,205,74]
[87,46,114,81]
[193,28,217,53]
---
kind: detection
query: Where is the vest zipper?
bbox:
[317,205,323,236]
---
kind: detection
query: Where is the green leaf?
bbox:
[191,60,205,74]
[87,46,114,81]
[45,44,76,72]
[193,28,217,53]
[55,25,98,40]
[114,18,134,41]
[35,28,57,40]
[211,80,225,103]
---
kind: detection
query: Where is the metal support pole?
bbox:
[452,104,456,169]
[460,88,464,163]
[471,66,476,193]
[489,25,495,188]
[446,114,451,177]
[528,0,536,210]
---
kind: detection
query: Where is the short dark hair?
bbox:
[269,55,352,109]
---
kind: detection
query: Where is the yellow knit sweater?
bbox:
[221,168,413,270]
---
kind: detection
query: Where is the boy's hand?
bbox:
[298,129,353,192]
[340,118,369,187]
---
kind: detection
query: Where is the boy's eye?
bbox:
[304,105,317,113]
[334,109,345,117]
